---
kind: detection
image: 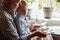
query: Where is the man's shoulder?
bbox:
[0,10,5,18]
[0,10,13,20]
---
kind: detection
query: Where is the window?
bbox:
[26,0,60,19]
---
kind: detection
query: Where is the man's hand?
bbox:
[26,31,46,40]
[35,31,46,37]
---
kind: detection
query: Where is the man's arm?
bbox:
[0,16,21,40]
[26,31,46,40]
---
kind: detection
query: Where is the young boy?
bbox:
[14,1,46,40]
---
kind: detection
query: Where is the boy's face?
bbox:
[17,4,28,16]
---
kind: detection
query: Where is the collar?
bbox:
[17,13,25,20]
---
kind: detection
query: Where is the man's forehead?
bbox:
[12,0,21,2]
[4,0,21,1]
[4,0,21,2]
[4,0,21,3]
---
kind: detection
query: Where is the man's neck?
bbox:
[4,2,15,12]
[2,3,15,17]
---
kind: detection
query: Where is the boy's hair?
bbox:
[19,1,27,10]
[17,1,27,13]
[21,1,27,6]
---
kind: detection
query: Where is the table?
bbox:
[52,34,60,40]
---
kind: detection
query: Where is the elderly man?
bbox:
[0,0,22,40]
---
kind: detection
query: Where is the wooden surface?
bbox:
[52,34,60,40]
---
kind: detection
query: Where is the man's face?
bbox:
[11,0,21,11]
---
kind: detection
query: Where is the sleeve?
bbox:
[0,17,21,40]
[20,35,27,40]
[14,17,28,40]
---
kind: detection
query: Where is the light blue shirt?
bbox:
[14,13,30,37]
